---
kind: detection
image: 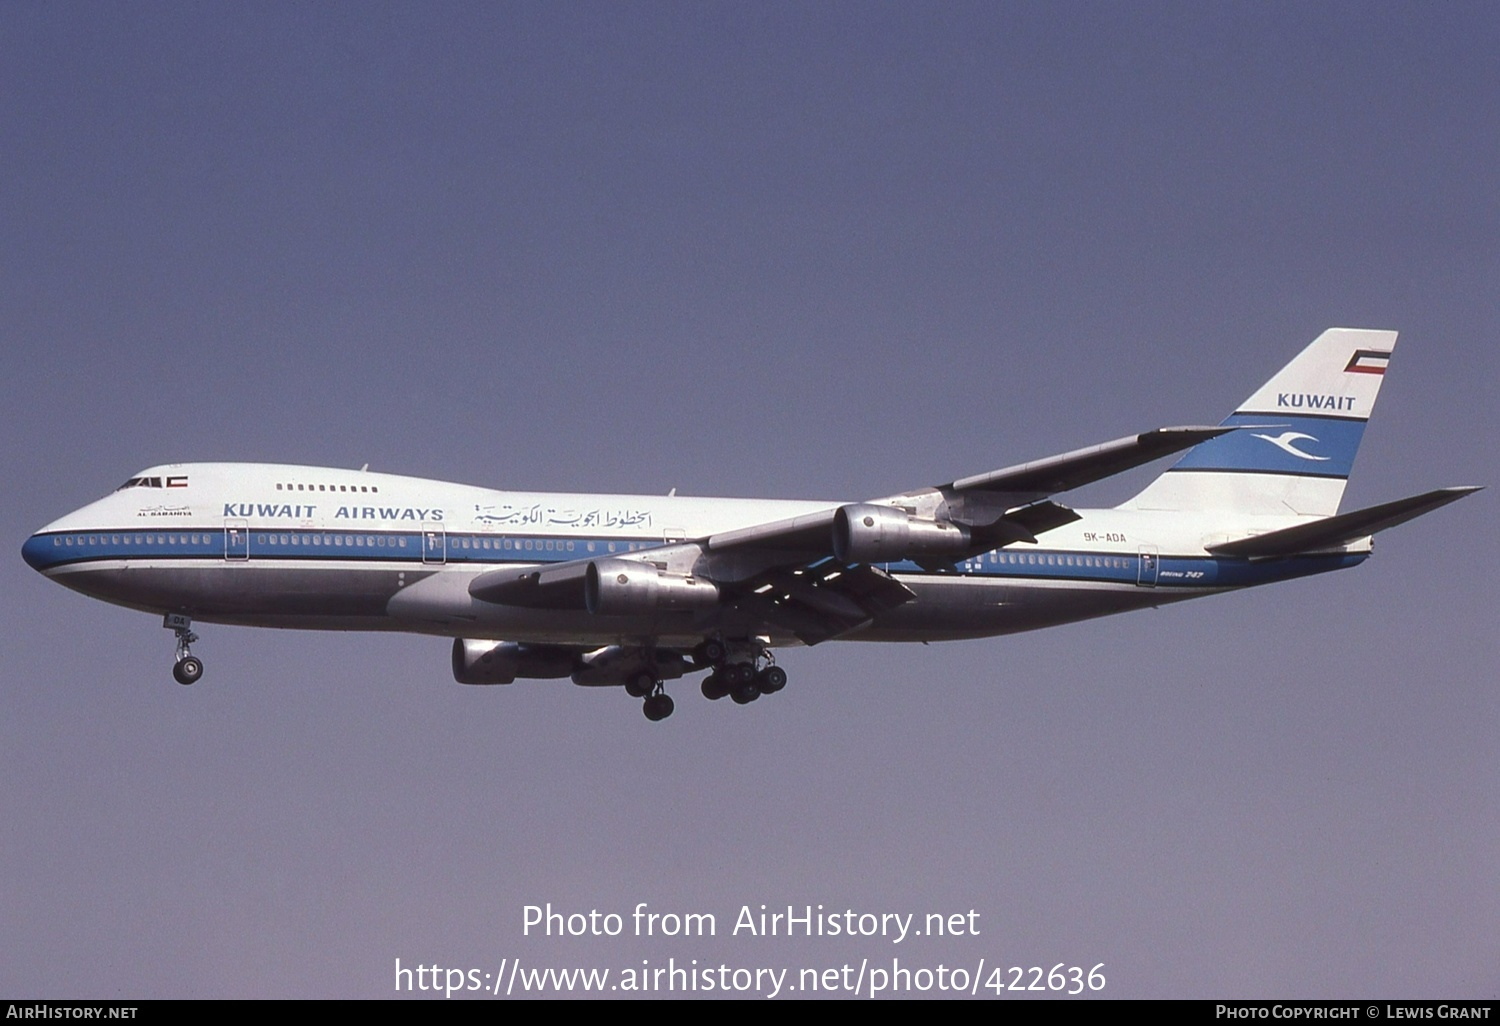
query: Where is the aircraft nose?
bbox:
[22,521,76,574]
[22,531,55,572]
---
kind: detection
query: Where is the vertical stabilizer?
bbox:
[1121,328,1398,516]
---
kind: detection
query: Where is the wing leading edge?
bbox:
[948,426,1238,500]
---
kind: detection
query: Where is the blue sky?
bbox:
[3,1,1496,998]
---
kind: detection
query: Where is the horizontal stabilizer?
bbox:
[1207,487,1481,559]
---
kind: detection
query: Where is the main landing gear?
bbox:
[694,638,787,708]
[625,670,677,722]
[164,613,203,685]
[619,639,789,722]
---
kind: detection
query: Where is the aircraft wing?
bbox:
[946,426,1236,502]
[705,508,839,555]
[467,543,912,645]
[704,425,1235,554]
[722,559,916,646]
[469,424,1236,640]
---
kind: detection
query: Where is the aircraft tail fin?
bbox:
[1121,328,1398,516]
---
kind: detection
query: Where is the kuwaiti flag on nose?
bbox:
[1344,349,1392,375]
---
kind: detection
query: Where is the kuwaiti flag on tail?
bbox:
[1345,349,1392,375]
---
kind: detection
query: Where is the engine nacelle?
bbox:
[832,503,971,563]
[584,558,720,616]
[451,639,579,685]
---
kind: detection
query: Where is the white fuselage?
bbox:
[23,462,1368,649]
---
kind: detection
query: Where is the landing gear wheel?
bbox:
[164,614,202,686]
[725,662,756,687]
[173,656,203,686]
[700,672,728,701]
[730,681,760,705]
[757,665,787,694]
[624,671,655,698]
[694,638,728,667]
[643,693,675,721]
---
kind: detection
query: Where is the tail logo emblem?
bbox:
[1345,350,1391,375]
[1251,431,1330,461]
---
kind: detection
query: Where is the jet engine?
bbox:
[832,503,971,563]
[584,558,720,616]
[451,639,579,685]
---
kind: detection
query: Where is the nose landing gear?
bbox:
[164,613,203,685]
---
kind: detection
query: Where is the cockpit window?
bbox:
[115,476,164,490]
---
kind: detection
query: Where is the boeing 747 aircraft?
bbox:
[23,329,1478,720]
